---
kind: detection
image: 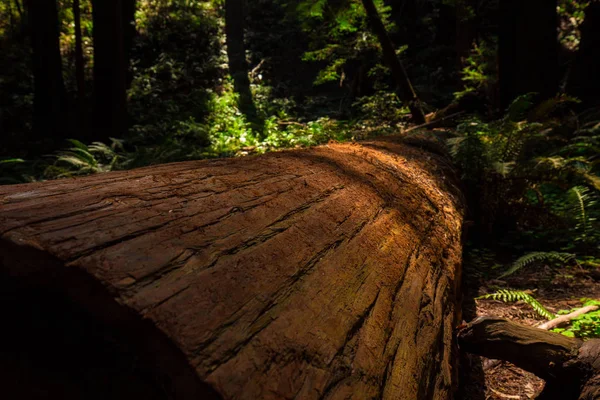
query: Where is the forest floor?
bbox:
[460,256,600,399]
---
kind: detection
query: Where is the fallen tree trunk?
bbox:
[458,317,600,399]
[0,137,464,400]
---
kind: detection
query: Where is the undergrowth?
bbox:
[479,290,600,339]
[0,81,397,182]
[452,93,600,339]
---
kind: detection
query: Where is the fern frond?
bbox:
[65,138,86,148]
[88,143,113,155]
[583,173,600,192]
[70,147,98,165]
[499,251,575,278]
[528,94,579,121]
[55,155,94,168]
[446,137,465,158]
[478,289,555,320]
[567,186,597,233]
[0,158,25,164]
[493,161,515,177]
[535,156,567,170]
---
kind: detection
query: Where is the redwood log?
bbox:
[0,137,463,399]
[458,317,600,399]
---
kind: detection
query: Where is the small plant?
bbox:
[499,251,575,278]
[478,289,555,320]
[454,40,497,101]
[566,186,597,241]
[553,299,600,338]
[44,139,124,178]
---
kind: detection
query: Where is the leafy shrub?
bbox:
[553,299,600,338]
[454,40,497,103]
[44,139,125,178]
[448,95,600,245]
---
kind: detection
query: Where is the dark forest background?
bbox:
[1,0,597,167]
[2,0,600,342]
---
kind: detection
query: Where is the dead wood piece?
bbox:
[483,305,600,371]
[537,305,599,331]
[458,317,581,381]
[458,316,600,400]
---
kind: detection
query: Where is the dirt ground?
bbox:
[460,260,600,400]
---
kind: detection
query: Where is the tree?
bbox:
[225,0,261,131]
[455,0,476,72]
[565,2,600,107]
[360,0,426,124]
[26,0,67,143]
[91,0,136,141]
[73,0,85,100]
[0,137,463,399]
[6,0,15,34]
[123,0,136,89]
[498,0,558,109]
[13,0,26,36]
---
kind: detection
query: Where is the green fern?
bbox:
[478,289,555,320]
[499,251,574,278]
[45,139,123,178]
[567,186,594,234]
[493,161,515,177]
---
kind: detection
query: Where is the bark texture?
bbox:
[0,137,463,400]
[458,317,600,399]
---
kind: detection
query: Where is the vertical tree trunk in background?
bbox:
[8,0,15,34]
[385,0,414,43]
[360,0,426,124]
[14,0,24,21]
[498,0,558,109]
[435,2,455,48]
[455,0,476,73]
[122,0,137,89]
[73,0,85,100]
[225,0,260,131]
[565,2,600,107]
[14,0,23,16]
[26,0,67,143]
[91,0,128,141]
[14,0,27,37]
